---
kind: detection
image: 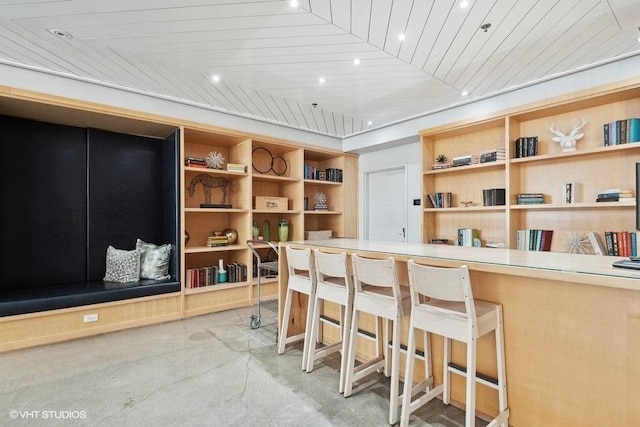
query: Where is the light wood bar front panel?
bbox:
[279,239,640,426]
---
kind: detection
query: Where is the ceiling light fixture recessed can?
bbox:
[319,77,326,84]
[48,28,73,39]
[289,0,299,8]
[212,75,220,82]
[398,33,406,41]
[353,58,361,65]
[459,1,469,9]
[462,90,469,96]
[367,121,373,126]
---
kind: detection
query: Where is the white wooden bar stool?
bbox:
[278,245,317,371]
[344,254,410,425]
[400,260,509,427]
[305,249,354,393]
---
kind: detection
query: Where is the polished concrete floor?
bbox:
[0,302,487,426]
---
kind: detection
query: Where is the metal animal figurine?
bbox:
[549,118,588,152]
[188,174,230,205]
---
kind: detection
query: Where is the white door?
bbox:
[364,166,407,242]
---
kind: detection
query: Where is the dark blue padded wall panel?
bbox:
[87,129,165,281]
[0,115,87,290]
[163,129,180,280]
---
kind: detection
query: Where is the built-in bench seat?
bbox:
[0,280,181,317]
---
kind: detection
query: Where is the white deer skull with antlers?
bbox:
[548,118,588,153]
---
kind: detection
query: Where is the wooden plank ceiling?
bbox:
[0,0,639,137]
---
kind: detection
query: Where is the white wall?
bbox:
[358,139,422,242]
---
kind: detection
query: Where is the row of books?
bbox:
[515,229,553,251]
[482,188,505,206]
[479,148,506,163]
[603,118,640,146]
[517,193,544,204]
[596,188,635,203]
[426,192,452,208]
[226,163,245,172]
[601,231,639,256]
[303,165,343,182]
[452,155,478,167]
[514,136,538,158]
[185,263,248,288]
[457,228,479,247]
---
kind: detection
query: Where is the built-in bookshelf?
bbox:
[421,80,640,252]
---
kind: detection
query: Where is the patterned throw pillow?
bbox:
[103,246,141,283]
[136,239,172,280]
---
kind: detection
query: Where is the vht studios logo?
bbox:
[9,410,87,419]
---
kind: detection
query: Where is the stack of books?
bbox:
[457,228,479,247]
[452,155,478,167]
[226,163,245,173]
[514,136,538,158]
[426,192,452,208]
[482,188,506,206]
[185,156,207,167]
[603,118,640,146]
[432,162,453,170]
[515,229,553,251]
[596,188,634,203]
[185,265,218,288]
[206,235,229,247]
[517,193,544,204]
[479,148,506,163]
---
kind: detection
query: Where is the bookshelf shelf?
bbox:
[424,160,506,175]
[184,281,249,295]
[184,244,248,254]
[421,79,640,251]
[185,166,248,176]
[304,210,343,215]
[252,173,300,183]
[303,179,342,185]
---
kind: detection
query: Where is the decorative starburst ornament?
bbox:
[206,151,224,169]
[563,231,590,254]
[314,191,327,210]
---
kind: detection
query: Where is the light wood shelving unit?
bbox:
[0,86,358,351]
[421,80,640,252]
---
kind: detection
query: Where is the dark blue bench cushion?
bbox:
[0,280,181,317]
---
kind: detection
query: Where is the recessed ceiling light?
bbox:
[459,1,470,9]
[212,75,220,82]
[462,90,469,96]
[319,77,326,84]
[48,28,73,39]
[398,33,406,41]
[367,121,373,126]
[289,0,299,8]
[353,58,361,66]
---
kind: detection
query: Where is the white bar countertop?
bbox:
[287,239,640,291]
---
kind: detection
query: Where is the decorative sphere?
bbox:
[223,228,238,244]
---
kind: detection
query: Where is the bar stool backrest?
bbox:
[285,246,316,292]
[351,254,404,318]
[406,260,477,338]
[314,250,351,289]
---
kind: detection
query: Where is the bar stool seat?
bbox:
[400,260,509,427]
[305,249,354,393]
[278,245,317,371]
[344,254,410,425]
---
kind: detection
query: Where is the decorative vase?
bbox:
[278,218,289,242]
[262,219,270,242]
[218,259,227,283]
[252,222,259,240]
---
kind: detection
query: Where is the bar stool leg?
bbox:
[339,301,352,394]
[278,287,294,355]
[301,291,316,371]
[496,307,508,426]
[465,335,477,427]
[400,319,417,427]
[388,317,401,425]
[443,337,452,405]
[305,292,322,372]
[343,307,359,397]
